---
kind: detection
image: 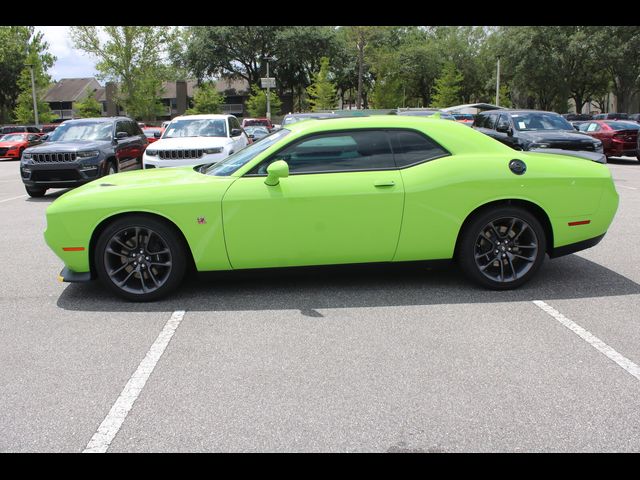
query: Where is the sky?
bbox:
[36,26,100,81]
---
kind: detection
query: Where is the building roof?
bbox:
[43,78,102,102]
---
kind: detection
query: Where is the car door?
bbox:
[221,129,405,269]
[228,116,247,153]
[114,120,138,170]
[494,114,519,149]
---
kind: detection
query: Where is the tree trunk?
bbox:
[357,36,364,109]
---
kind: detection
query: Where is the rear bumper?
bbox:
[58,266,93,283]
[549,233,605,258]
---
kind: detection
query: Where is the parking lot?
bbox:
[1,156,640,452]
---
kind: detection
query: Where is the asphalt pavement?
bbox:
[1,156,640,452]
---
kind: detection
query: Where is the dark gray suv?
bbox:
[20,117,147,197]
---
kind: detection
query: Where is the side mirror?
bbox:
[115,131,128,140]
[231,128,242,137]
[154,131,161,138]
[264,160,289,186]
[496,123,511,134]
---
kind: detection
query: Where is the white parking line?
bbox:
[533,300,640,382]
[83,310,186,453]
[617,185,637,190]
[0,194,27,203]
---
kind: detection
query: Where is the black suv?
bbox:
[473,109,603,153]
[20,117,147,197]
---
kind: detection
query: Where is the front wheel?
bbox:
[25,185,46,197]
[457,207,547,290]
[94,215,187,301]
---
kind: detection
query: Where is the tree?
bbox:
[185,82,224,114]
[13,29,55,124]
[430,62,464,108]
[70,26,171,120]
[0,27,31,122]
[342,26,379,108]
[245,85,282,117]
[306,57,337,111]
[73,88,102,118]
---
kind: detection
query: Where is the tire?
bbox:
[94,215,187,301]
[636,154,640,162]
[457,206,547,290]
[25,185,46,197]
[106,160,117,176]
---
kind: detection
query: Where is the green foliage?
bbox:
[70,26,172,121]
[73,88,103,118]
[430,62,464,108]
[245,85,282,117]
[13,29,55,124]
[306,57,337,111]
[185,82,224,114]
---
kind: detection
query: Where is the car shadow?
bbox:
[25,189,70,202]
[607,157,638,165]
[56,254,640,314]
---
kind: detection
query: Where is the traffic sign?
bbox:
[261,77,276,89]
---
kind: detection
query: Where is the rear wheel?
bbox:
[94,215,187,301]
[457,206,547,290]
[106,160,117,176]
[25,185,46,197]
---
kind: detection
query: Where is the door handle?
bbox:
[374,180,395,187]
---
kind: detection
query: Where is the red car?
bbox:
[0,132,43,160]
[452,113,475,126]
[578,120,640,160]
[142,127,165,144]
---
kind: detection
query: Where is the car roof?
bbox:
[479,109,560,115]
[171,114,233,121]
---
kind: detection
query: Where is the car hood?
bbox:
[149,137,232,149]
[47,166,236,214]
[0,141,24,147]
[25,140,108,152]
[518,130,597,143]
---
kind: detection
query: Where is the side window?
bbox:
[485,113,498,130]
[587,123,599,132]
[389,130,449,168]
[229,117,241,135]
[496,114,511,130]
[115,121,128,136]
[252,130,395,175]
[28,134,39,141]
[129,121,143,136]
[473,114,486,128]
[28,127,39,133]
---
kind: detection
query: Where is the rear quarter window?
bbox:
[389,130,449,167]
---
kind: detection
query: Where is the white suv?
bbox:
[143,114,249,169]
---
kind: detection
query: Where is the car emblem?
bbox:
[197,217,206,224]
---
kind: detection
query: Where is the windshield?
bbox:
[245,126,269,135]
[205,129,291,176]
[511,113,574,131]
[164,118,228,138]
[453,114,474,120]
[0,133,27,142]
[47,122,113,142]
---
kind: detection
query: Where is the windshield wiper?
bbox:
[198,163,214,173]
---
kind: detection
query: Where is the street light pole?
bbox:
[266,59,271,121]
[26,64,39,127]
[495,56,501,107]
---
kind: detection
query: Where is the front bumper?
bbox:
[143,152,227,168]
[21,160,103,188]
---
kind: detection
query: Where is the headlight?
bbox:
[204,147,223,154]
[146,149,157,156]
[8,145,19,150]
[77,150,99,158]
[530,142,550,149]
[22,153,32,160]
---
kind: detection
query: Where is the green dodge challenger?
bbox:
[44,116,619,301]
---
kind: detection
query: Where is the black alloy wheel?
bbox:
[95,215,186,301]
[457,207,546,290]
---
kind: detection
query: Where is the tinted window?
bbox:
[255,130,395,175]
[389,130,448,167]
[27,127,40,133]
[115,121,129,136]
[605,121,640,131]
[476,113,497,129]
[511,112,574,131]
[229,117,241,132]
[497,114,511,130]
